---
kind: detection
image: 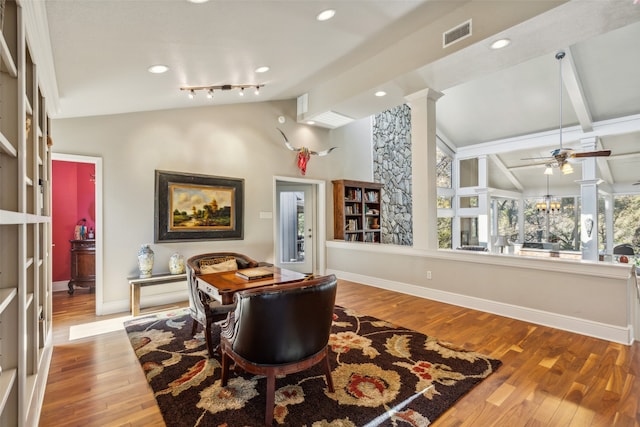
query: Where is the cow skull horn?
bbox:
[277,128,337,175]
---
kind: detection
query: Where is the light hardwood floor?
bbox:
[39,280,640,426]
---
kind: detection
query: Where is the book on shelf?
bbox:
[345,218,359,231]
[345,188,362,201]
[365,191,379,202]
[235,267,274,280]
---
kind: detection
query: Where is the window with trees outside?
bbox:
[436,147,453,249]
[493,198,519,241]
[613,194,640,256]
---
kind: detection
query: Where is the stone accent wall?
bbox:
[372,104,413,246]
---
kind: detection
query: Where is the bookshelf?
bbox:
[0,1,53,426]
[332,179,383,243]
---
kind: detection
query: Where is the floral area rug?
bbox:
[124,306,501,426]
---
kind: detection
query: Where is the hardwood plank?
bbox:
[39,280,640,427]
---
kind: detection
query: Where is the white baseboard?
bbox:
[329,269,633,345]
[52,280,69,293]
[100,290,189,316]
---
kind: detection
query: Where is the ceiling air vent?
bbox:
[443,19,472,48]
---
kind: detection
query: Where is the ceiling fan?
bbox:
[524,147,612,174]
[523,51,612,174]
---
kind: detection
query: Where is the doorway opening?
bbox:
[274,177,326,276]
[51,153,104,315]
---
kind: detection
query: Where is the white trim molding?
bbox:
[329,268,633,345]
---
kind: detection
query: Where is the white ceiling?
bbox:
[42,0,640,194]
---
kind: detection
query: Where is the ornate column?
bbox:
[405,88,443,250]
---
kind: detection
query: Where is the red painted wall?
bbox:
[52,161,96,282]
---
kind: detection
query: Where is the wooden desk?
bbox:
[197,267,306,304]
[128,272,187,316]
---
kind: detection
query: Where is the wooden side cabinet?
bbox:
[68,239,96,294]
[333,179,383,243]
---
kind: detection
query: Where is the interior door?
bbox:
[275,183,314,275]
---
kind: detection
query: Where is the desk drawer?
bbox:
[199,282,222,302]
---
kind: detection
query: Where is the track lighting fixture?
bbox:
[181,84,264,99]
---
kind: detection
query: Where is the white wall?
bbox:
[326,241,634,344]
[51,100,340,312]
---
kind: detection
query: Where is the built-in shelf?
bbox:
[0,33,17,78]
[1,1,53,425]
[0,288,17,313]
[26,292,34,309]
[0,131,17,157]
[0,369,18,413]
[0,212,53,225]
[0,210,26,224]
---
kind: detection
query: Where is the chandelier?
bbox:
[536,174,561,213]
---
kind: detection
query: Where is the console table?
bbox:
[128,272,187,316]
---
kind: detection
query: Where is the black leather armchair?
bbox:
[220,274,337,426]
[186,252,259,357]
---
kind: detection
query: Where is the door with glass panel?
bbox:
[275,183,314,275]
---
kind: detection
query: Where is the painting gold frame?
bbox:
[155,170,244,242]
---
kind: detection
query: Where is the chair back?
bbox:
[186,252,259,321]
[230,274,337,365]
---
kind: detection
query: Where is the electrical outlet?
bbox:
[427,271,432,280]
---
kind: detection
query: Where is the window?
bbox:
[493,198,519,241]
[437,147,453,249]
[460,217,479,246]
[459,158,478,188]
[524,196,579,250]
[436,148,452,188]
[459,196,478,208]
[438,217,452,249]
[613,194,640,254]
[437,196,452,209]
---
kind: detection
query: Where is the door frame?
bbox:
[51,153,104,315]
[273,176,326,276]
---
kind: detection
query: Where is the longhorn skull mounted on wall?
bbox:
[278,128,337,175]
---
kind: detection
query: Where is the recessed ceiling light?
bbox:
[375,91,387,97]
[255,66,270,73]
[187,0,209,3]
[316,9,336,22]
[148,64,169,74]
[307,121,316,125]
[490,38,511,50]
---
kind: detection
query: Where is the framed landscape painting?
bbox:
[155,170,244,242]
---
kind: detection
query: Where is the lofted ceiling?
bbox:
[41,0,640,195]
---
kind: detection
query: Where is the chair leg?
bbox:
[265,373,276,426]
[322,352,334,392]
[221,352,230,386]
[190,319,198,336]
[204,323,215,358]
